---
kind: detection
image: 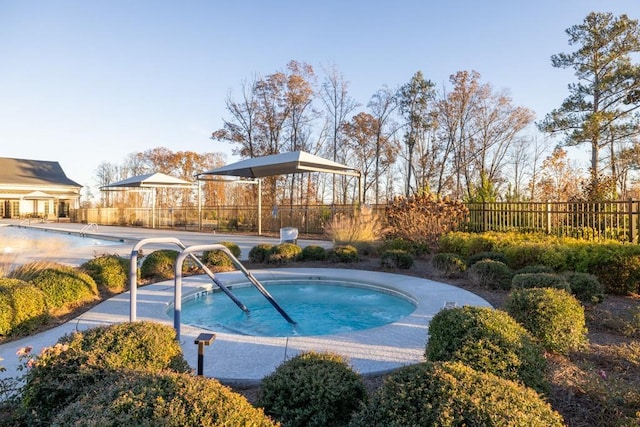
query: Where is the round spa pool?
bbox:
[177,279,417,337]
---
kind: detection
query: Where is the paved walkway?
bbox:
[0,220,492,386]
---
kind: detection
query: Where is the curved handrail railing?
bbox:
[129,238,295,341]
[174,244,295,340]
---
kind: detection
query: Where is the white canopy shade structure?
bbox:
[101,172,195,189]
[195,151,361,234]
[101,172,196,228]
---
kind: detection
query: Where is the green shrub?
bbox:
[506,288,588,355]
[426,306,548,393]
[502,242,547,270]
[0,278,48,336]
[52,371,277,426]
[563,271,605,304]
[380,249,414,269]
[379,238,429,256]
[21,322,190,424]
[140,249,180,281]
[511,272,571,291]
[466,250,508,267]
[327,245,358,263]
[300,245,327,261]
[267,243,303,264]
[61,321,191,372]
[431,253,466,277]
[202,241,242,271]
[30,264,98,310]
[257,351,366,427]
[583,249,640,295]
[351,362,564,427]
[466,259,513,290]
[248,243,274,263]
[81,254,129,294]
[517,264,555,274]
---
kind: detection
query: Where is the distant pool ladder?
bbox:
[129,237,295,341]
[80,223,98,236]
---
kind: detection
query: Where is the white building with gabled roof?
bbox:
[0,157,82,219]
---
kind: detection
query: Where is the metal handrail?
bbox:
[129,238,295,341]
[174,244,295,340]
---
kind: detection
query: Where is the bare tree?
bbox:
[319,62,359,203]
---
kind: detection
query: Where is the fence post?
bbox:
[629,198,636,243]
[482,201,487,232]
[546,200,551,235]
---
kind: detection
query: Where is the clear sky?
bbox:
[2,1,640,195]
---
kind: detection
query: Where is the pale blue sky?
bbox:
[1,1,639,193]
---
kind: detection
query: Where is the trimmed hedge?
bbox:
[351,362,564,427]
[431,252,466,277]
[52,371,278,426]
[511,272,571,291]
[202,241,242,271]
[257,351,366,427]
[327,245,358,263]
[81,254,129,294]
[248,243,274,263]
[21,322,190,425]
[30,264,98,310]
[300,245,327,261]
[426,306,548,394]
[466,250,508,267]
[267,243,303,264]
[380,249,414,269]
[506,288,588,355]
[0,278,48,336]
[564,271,604,304]
[140,249,180,281]
[466,259,513,290]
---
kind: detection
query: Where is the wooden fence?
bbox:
[71,200,640,243]
[464,200,639,243]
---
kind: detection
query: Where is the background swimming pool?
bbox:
[179,280,417,337]
[0,225,120,251]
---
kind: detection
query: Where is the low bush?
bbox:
[300,245,327,261]
[140,249,180,281]
[60,321,191,372]
[351,362,564,427]
[21,322,190,424]
[511,272,571,291]
[380,249,414,269]
[506,288,588,355]
[0,278,48,336]
[248,243,274,263]
[202,241,242,271]
[466,259,513,290]
[426,306,548,394]
[431,252,466,277]
[327,245,358,263]
[466,250,508,267]
[437,231,496,257]
[517,264,555,274]
[267,243,302,264]
[580,247,640,295]
[81,254,129,294]
[379,238,429,256]
[30,264,98,310]
[563,271,605,304]
[52,371,277,426]
[257,351,366,427]
[502,242,548,270]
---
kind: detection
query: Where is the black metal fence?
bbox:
[72,199,640,243]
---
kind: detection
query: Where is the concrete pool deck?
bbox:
[0,220,492,385]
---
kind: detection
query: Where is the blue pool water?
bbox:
[0,225,120,250]
[179,280,416,337]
